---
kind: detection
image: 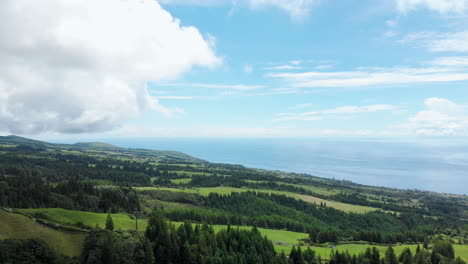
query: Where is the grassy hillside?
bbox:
[0,209,86,256]
[298,194,379,213]
[18,208,308,251]
[1,136,467,263]
[135,186,380,213]
[276,244,468,262]
[18,208,148,231]
[0,135,201,163]
[15,208,468,262]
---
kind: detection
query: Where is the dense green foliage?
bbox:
[328,243,466,264]
[160,191,444,244]
[145,210,286,264]
[0,238,77,264]
[80,230,153,264]
[0,170,140,213]
[0,136,467,263]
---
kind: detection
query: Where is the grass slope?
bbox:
[136,186,378,213]
[18,208,148,231]
[275,244,468,262]
[298,194,378,213]
[9,208,468,262]
[171,222,309,247]
[0,209,86,256]
[17,208,308,252]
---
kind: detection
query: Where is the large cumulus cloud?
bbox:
[0,0,220,134]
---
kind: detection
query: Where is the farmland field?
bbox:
[170,178,192,184]
[135,186,389,213]
[16,208,309,252]
[276,243,468,262]
[0,209,86,256]
[298,194,379,213]
[17,208,148,231]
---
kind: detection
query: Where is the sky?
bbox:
[1,0,468,140]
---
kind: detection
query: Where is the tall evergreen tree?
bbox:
[105,214,114,231]
[384,246,398,264]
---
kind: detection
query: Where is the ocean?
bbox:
[97,138,468,195]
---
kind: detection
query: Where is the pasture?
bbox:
[18,208,148,231]
[0,209,86,256]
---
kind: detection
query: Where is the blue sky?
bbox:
[1,0,468,139]
[142,0,468,138]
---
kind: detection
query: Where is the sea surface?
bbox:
[73,138,468,195]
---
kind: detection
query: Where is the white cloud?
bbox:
[155,96,196,100]
[159,0,227,6]
[274,104,399,121]
[155,82,265,91]
[244,64,253,73]
[289,103,314,109]
[315,64,334,70]
[429,56,468,66]
[289,60,302,65]
[322,105,399,114]
[396,0,468,14]
[404,98,468,136]
[267,66,468,88]
[399,31,468,53]
[264,65,302,70]
[0,0,220,134]
[74,124,391,138]
[386,19,398,27]
[161,0,321,21]
[383,30,399,38]
[429,31,468,52]
[248,0,321,21]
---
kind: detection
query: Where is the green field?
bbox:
[16,208,308,252]
[197,187,378,213]
[140,197,200,213]
[172,222,309,247]
[275,243,468,262]
[298,194,378,213]
[170,178,192,184]
[278,182,340,196]
[169,170,212,176]
[135,186,198,193]
[18,208,148,231]
[0,209,86,256]
[5,207,468,262]
[135,186,379,213]
[17,208,307,245]
[213,225,308,246]
[454,245,468,261]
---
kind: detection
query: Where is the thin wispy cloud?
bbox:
[429,56,468,66]
[160,0,322,21]
[398,31,468,53]
[244,64,254,73]
[155,96,196,100]
[396,0,468,14]
[267,65,468,88]
[400,97,468,136]
[155,83,266,91]
[274,104,400,121]
[315,64,335,70]
[264,65,302,70]
[289,103,314,109]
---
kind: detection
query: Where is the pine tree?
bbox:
[423,238,429,249]
[398,247,412,263]
[384,246,398,264]
[105,214,114,231]
[371,247,380,264]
